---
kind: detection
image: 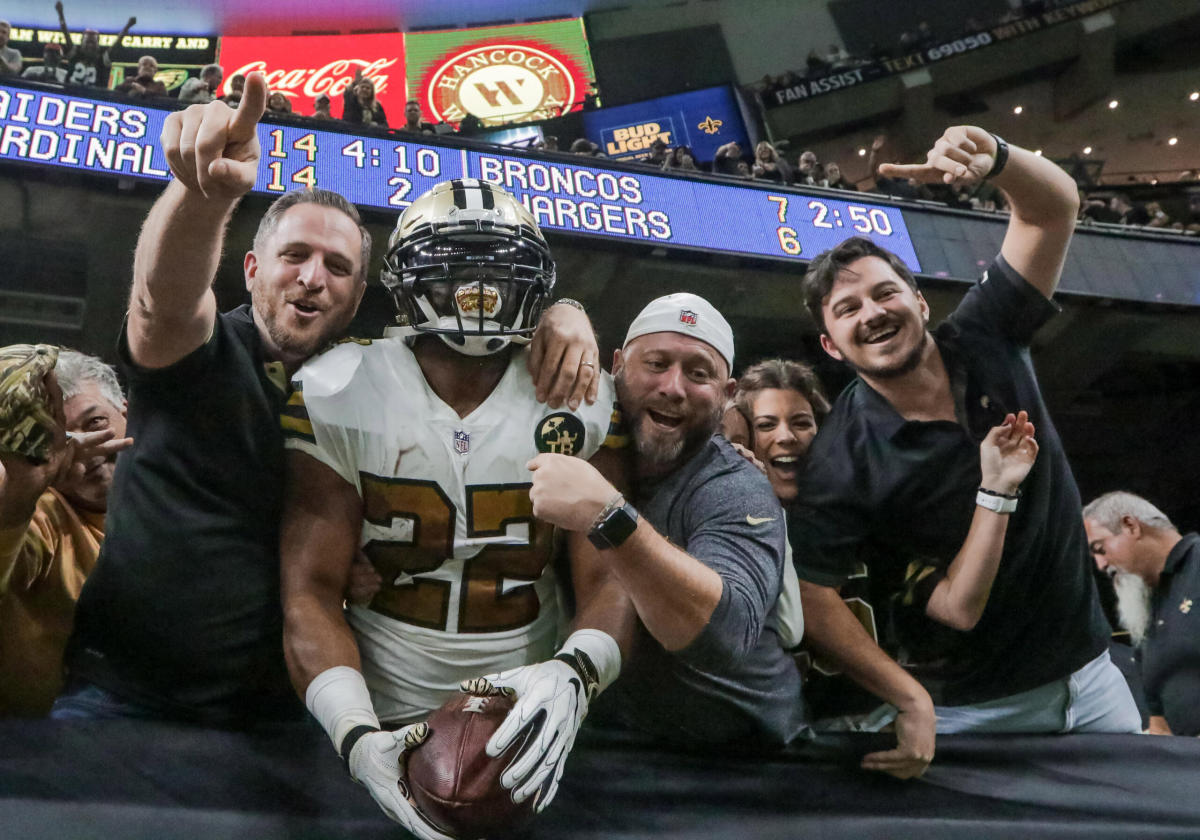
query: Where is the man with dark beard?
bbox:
[789,125,1138,780]
[1083,492,1200,737]
[526,293,808,750]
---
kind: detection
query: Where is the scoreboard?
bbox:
[0,80,922,272]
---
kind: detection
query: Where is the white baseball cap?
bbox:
[623,293,734,373]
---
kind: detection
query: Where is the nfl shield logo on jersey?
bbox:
[679,309,698,326]
[453,429,470,454]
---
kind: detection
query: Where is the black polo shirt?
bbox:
[789,256,1109,706]
[66,305,302,724]
[1141,533,1200,735]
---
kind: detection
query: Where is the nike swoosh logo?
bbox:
[746,515,777,526]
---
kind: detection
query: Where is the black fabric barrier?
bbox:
[1,719,1198,839]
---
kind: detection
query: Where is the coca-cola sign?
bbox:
[218,33,405,118]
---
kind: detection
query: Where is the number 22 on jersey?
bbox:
[360,474,552,634]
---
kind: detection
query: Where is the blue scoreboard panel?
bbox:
[0,81,922,272]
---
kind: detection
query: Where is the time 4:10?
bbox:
[341,140,443,177]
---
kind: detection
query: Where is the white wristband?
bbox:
[305,666,381,751]
[976,490,1018,514]
[558,629,621,695]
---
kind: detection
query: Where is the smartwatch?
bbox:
[588,499,640,550]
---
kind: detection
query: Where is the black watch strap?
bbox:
[588,501,639,550]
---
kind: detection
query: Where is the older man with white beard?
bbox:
[1084,492,1200,737]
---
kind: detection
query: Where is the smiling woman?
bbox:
[727,358,830,503]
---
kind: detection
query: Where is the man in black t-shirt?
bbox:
[53,74,601,726]
[788,126,1139,780]
[54,3,135,88]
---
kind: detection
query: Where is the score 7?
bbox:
[768,195,789,223]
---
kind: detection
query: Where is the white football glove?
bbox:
[305,666,451,840]
[483,629,620,811]
[346,725,453,840]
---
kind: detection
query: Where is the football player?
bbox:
[281,179,629,839]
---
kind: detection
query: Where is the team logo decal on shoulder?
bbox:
[536,412,585,456]
[454,429,471,455]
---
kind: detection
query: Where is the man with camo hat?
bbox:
[1,345,131,716]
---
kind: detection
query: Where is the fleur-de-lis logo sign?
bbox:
[697,116,723,135]
[1181,598,1193,615]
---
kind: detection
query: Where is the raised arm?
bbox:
[106,16,136,61]
[924,412,1037,631]
[54,2,72,50]
[879,125,1079,298]
[126,73,267,369]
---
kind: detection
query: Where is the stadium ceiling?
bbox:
[0,0,647,36]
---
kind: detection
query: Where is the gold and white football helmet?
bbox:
[381,179,555,356]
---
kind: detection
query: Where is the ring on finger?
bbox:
[580,360,595,369]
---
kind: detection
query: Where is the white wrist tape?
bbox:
[305,665,381,751]
[976,489,1018,514]
[558,629,621,695]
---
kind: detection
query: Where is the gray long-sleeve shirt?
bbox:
[595,435,808,750]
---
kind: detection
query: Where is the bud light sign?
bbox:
[217,33,405,118]
[583,85,750,164]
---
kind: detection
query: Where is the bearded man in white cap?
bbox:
[528,292,808,751]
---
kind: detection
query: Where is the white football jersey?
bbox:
[285,335,620,723]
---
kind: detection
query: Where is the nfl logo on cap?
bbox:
[453,430,470,454]
[679,309,698,326]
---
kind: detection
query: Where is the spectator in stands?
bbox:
[179,64,223,104]
[21,43,67,84]
[1080,192,1119,223]
[645,139,669,167]
[457,113,482,135]
[1,346,132,717]
[0,20,22,76]
[735,160,752,178]
[541,135,559,152]
[713,141,746,176]
[1178,191,1200,233]
[963,180,1005,211]
[1144,201,1171,228]
[528,293,808,751]
[823,162,857,191]
[1112,194,1150,226]
[664,146,698,172]
[220,73,245,107]
[793,150,821,185]
[826,43,853,68]
[806,48,831,78]
[55,3,135,88]
[915,21,936,51]
[115,55,167,98]
[312,93,333,120]
[570,138,601,156]
[1083,492,1200,736]
[752,141,791,183]
[343,71,387,127]
[265,91,293,116]
[791,126,1140,780]
[398,99,434,134]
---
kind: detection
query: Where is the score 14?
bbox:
[265,128,317,191]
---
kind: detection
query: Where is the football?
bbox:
[406,687,537,839]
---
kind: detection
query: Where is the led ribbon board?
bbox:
[0,81,921,271]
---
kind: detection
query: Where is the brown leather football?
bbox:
[406,688,536,839]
